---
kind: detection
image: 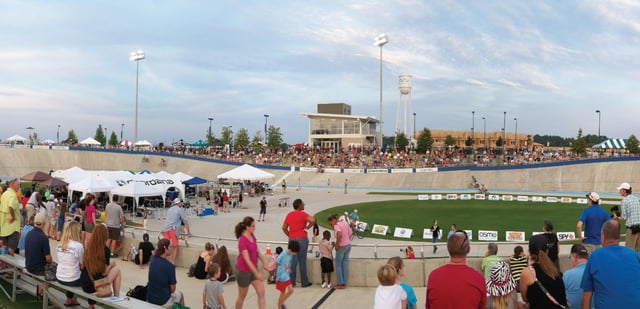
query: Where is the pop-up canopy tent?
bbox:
[217,164,275,181]
[592,138,627,149]
[110,181,165,211]
[68,174,114,195]
[79,137,101,146]
[6,134,27,143]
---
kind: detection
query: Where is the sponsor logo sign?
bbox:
[464,230,473,240]
[417,195,429,200]
[546,197,558,203]
[423,229,443,240]
[446,194,458,200]
[474,194,486,200]
[560,197,573,203]
[343,169,363,173]
[299,167,316,172]
[394,227,413,238]
[506,231,525,242]
[502,195,513,201]
[355,221,368,232]
[371,224,389,236]
[517,196,529,202]
[431,194,442,200]
[478,230,498,241]
[367,169,388,174]
[324,168,341,173]
[531,196,544,202]
[415,168,438,173]
[556,232,576,241]
[488,195,500,201]
[460,194,472,200]
[391,168,413,173]
[576,198,588,204]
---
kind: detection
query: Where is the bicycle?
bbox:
[350,221,366,240]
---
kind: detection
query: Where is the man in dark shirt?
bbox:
[135,233,155,268]
[25,213,51,275]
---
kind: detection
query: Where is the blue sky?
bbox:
[1,1,639,144]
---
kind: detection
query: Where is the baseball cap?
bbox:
[34,213,46,226]
[586,192,600,203]
[570,243,588,255]
[173,198,182,204]
[617,182,632,190]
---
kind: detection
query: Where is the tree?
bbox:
[266,125,283,148]
[252,130,263,145]
[445,135,456,148]
[206,131,216,146]
[108,132,118,147]
[628,134,640,154]
[94,124,106,146]
[220,127,233,147]
[496,137,504,147]
[416,128,433,153]
[66,130,78,145]
[235,128,250,147]
[394,131,409,151]
[572,128,587,156]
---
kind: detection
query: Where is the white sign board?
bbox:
[417,195,430,201]
[431,194,442,200]
[371,224,389,236]
[446,194,458,200]
[517,196,529,202]
[393,227,413,238]
[391,168,413,173]
[557,232,576,241]
[506,231,526,242]
[367,169,388,174]
[546,197,558,203]
[488,195,500,201]
[561,197,573,203]
[474,194,486,200]
[576,198,588,204]
[464,229,473,241]
[478,230,498,241]
[343,169,363,174]
[415,168,438,173]
[355,221,368,232]
[460,194,472,200]
[423,229,443,240]
[531,196,544,202]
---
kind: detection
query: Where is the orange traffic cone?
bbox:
[265,243,271,256]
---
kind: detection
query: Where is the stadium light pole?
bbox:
[502,111,506,153]
[482,117,486,150]
[471,111,475,148]
[514,117,518,152]
[412,112,416,139]
[374,33,389,148]
[264,114,269,145]
[57,124,60,144]
[208,117,213,145]
[130,50,145,144]
[120,123,124,143]
[596,110,601,138]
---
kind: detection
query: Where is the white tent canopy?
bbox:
[6,135,27,142]
[173,172,194,183]
[110,181,165,210]
[217,164,275,181]
[68,174,114,195]
[79,137,101,146]
[52,166,86,183]
[134,140,153,147]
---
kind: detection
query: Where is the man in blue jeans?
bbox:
[328,214,352,289]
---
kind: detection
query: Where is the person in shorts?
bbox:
[161,198,190,264]
[319,230,334,288]
[258,197,267,222]
[276,240,300,309]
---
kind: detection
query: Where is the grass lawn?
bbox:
[0,279,42,309]
[314,199,616,242]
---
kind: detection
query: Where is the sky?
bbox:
[1,0,640,144]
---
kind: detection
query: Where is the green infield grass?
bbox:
[315,199,617,242]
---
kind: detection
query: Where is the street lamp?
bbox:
[596,110,601,138]
[57,125,60,144]
[514,117,518,152]
[471,111,475,148]
[130,50,145,143]
[120,123,124,143]
[502,111,506,153]
[104,127,107,145]
[482,117,486,150]
[412,112,416,139]
[374,33,389,147]
[264,114,269,145]
[208,117,213,145]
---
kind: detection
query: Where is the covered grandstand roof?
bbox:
[592,138,627,149]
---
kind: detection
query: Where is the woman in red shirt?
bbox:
[281,199,315,287]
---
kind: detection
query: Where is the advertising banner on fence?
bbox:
[478,230,498,241]
[423,229,443,239]
[394,227,413,238]
[475,194,486,200]
[324,168,341,173]
[531,196,544,202]
[502,195,513,201]
[561,197,573,203]
[299,167,316,172]
[343,169,364,174]
[415,168,438,173]
[546,197,558,203]
[488,195,500,201]
[576,198,588,204]
[517,196,529,202]
[460,194,472,200]
[464,230,473,241]
[556,232,576,241]
[417,195,430,200]
[367,169,388,174]
[446,194,458,200]
[371,224,389,236]
[355,221,368,232]
[506,231,526,242]
[431,194,442,200]
[391,168,413,173]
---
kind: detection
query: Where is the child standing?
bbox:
[374,264,407,309]
[319,230,334,288]
[267,246,283,284]
[276,240,300,309]
[203,263,226,309]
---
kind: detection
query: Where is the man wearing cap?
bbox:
[426,231,486,308]
[0,179,21,256]
[25,213,52,275]
[581,220,640,308]
[563,244,591,309]
[613,182,640,252]
[161,198,190,264]
[577,192,609,253]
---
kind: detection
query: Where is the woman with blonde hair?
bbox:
[56,221,84,306]
[81,224,122,309]
[387,256,417,309]
[520,234,567,308]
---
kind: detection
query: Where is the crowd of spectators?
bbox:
[133,143,634,170]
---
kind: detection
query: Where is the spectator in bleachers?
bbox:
[147,238,186,307]
[56,221,83,307]
[481,243,501,278]
[509,246,527,290]
[563,244,591,309]
[486,260,518,309]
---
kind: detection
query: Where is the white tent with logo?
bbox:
[110,181,165,211]
[68,174,114,195]
[217,164,275,181]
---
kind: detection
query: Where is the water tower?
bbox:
[395,74,413,139]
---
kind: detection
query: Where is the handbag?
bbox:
[90,274,112,298]
[44,262,57,281]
